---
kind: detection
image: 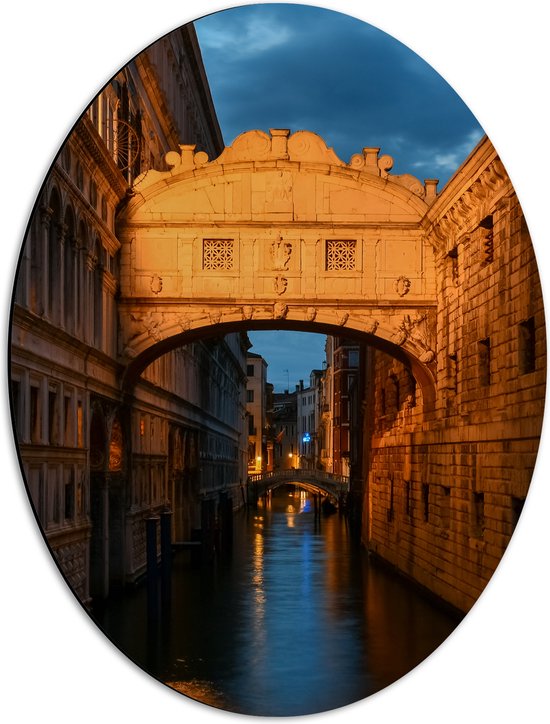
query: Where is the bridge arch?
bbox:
[116,128,439,403]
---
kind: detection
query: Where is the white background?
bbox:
[1,2,548,722]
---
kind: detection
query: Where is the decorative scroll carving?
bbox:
[209,311,222,325]
[393,312,435,362]
[274,276,288,295]
[122,311,164,358]
[394,276,411,297]
[270,237,292,270]
[150,274,163,295]
[337,311,349,326]
[364,319,379,335]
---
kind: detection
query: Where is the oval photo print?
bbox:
[8,2,546,718]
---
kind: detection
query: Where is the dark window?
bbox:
[246,389,254,403]
[478,338,491,387]
[64,475,75,520]
[448,245,459,285]
[387,477,394,522]
[248,415,255,436]
[440,486,451,529]
[472,492,485,538]
[511,496,525,531]
[247,364,254,377]
[422,483,429,522]
[30,385,40,443]
[479,215,494,265]
[518,317,536,374]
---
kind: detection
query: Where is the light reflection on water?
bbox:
[93,488,461,716]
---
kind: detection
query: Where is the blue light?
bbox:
[302,432,311,443]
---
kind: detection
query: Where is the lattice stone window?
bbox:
[203,239,234,270]
[326,239,356,270]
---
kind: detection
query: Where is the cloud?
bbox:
[195,5,483,187]
[197,8,293,58]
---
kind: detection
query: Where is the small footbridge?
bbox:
[247,468,350,505]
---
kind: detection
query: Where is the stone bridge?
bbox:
[116,128,440,401]
[247,468,350,503]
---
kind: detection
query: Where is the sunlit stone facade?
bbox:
[10,25,248,603]
[363,137,546,612]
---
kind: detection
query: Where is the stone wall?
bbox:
[363,139,546,613]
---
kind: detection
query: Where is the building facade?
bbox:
[362,136,546,612]
[10,24,248,603]
[246,351,268,473]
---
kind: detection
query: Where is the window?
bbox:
[326,239,356,270]
[247,364,255,377]
[30,384,41,443]
[478,338,491,387]
[472,492,484,538]
[64,469,75,521]
[48,389,59,445]
[479,215,494,266]
[422,483,429,522]
[447,245,459,285]
[348,349,359,368]
[387,477,394,522]
[404,480,412,518]
[518,317,536,374]
[203,239,234,269]
[246,389,254,403]
[248,415,255,436]
[440,486,451,529]
[511,496,525,531]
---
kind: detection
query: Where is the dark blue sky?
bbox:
[195,4,483,186]
[195,4,483,391]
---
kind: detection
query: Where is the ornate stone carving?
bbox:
[326,240,356,271]
[306,306,317,321]
[273,302,288,319]
[176,314,192,332]
[394,276,411,297]
[274,276,288,295]
[203,239,234,270]
[364,319,379,335]
[241,305,254,320]
[150,274,163,295]
[209,310,222,325]
[393,312,435,362]
[337,311,349,326]
[270,236,292,270]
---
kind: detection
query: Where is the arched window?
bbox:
[47,188,62,322]
[63,206,76,334]
[76,220,88,339]
[93,238,103,349]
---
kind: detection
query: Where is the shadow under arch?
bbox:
[120,318,436,410]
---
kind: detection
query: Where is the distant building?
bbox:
[246,352,268,473]
[297,372,323,469]
[272,389,298,470]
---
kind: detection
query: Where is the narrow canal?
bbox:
[92,488,462,716]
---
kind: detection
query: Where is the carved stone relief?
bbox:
[150,274,163,295]
[273,302,288,319]
[274,276,288,295]
[270,236,292,270]
[394,276,411,297]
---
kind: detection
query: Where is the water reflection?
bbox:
[93,487,461,716]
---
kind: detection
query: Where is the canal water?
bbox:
[92,489,461,717]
